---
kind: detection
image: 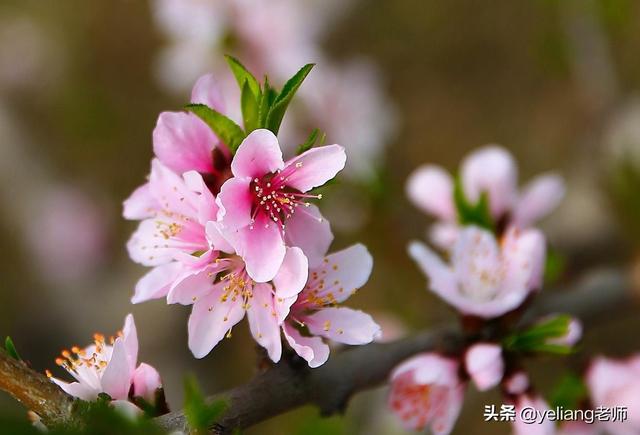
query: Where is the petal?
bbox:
[429,222,459,252]
[513,173,565,227]
[391,353,459,386]
[231,129,284,179]
[50,378,99,401]
[305,307,381,345]
[121,314,139,373]
[282,322,330,368]
[132,262,182,304]
[123,183,158,220]
[273,247,308,298]
[283,144,346,192]
[153,111,216,174]
[274,295,298,323]
[167,264,217,305]
[406,165,456,220]
[183,170,219,225]
[247,283,282,362]
[304,243,373,305]
[205,221,235,254]
[148,158,200,219]
[216,177,252,231]
[188,284,246,359]
[501,227,546,293]
[237,212,286,282]
[111,400,142,419]
[461,145,518,218]
[132,363,162,402]
[101,338,133,400]
[191,73,226,112]
[284,204,333,267]
[407,241,458,306]
[464,343,504,392]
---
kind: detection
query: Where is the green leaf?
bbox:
[258,76,277,128]
[266,63,314,134]
[225,55,260,98]
[184,376,228,434]
[550,372,588,410]
[5,336,21,361]
[296,128,324,155]
[503,314,575,355]
[185,104,245,153]
[452,176,494,231]
[241,80,259,133]
[544,248,566,285]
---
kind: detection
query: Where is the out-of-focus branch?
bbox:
[0,350,74,426]
[155,268,634,434]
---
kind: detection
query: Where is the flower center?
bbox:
[249,167,321,231]
[52,333,119,376]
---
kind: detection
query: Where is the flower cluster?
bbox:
[389,147,583,434]
[124,63,380,366]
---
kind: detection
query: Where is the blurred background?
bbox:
[1,0,640,433]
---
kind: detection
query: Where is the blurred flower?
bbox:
[26,185,109,285]
[407,146,564,250]
[538,315,583,347]
[511,394,555,435]
[586,355,640,434]
[464,342,504,392]
[408,226,546,319]
[282,244,380,368]
[504,371,530,396]
[216,129,344,281]
[48,314,162,406]
[388,353,465,434]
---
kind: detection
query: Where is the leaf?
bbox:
[185,104,245,153]
[266,63,314,134]
[184,375,228,434]
[225,55,260,98]
[5,336,21,361]
[453,176,494,231]
[550,372,588,410]
[296,128,324,155]
[544,248,566,285]
[503,314,574,355]
[258,76,277,128]
[241,80,259,133]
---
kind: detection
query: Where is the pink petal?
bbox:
[191,73,226,112]
[121,314,139,373]
[111,400,142,418]
[231,129,284,179]
[461,145,518,218]
[167,265,217,305]
[305,307,381,345]
[501,227,546,293]
[391,353,459,386]
[429,222,460,251]
[132,363,162,402]
[464,342,504,392]
[153,111,216,174]
[282,323,330,368]
[183,170,218,225]
[236,212,286,282]
[123,183,158,220]
[406,165,456,220]
[205,221,235,254]
[273,247,308,298]
[284,204,333,267]
[188,284,246,358]
[274,295,298,323]
[451,227,502,300]
[247,283,282,362]
[513,173,565,228]
[303,243,373,306]
[216,177,253,231]
[283,144,346,192]
[126,218,203,267]
[100,338,133,400]
[148,159,200,219]
[132,262,182,304]
[504,371,529,395]
[407,241,458,305]
[50,378,98,401]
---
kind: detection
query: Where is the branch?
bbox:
[0,350,74,426]
[155,268,634,434]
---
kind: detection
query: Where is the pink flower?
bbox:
[187,236,309,361]
[464,343,504,392]
[408,226,546,319]
[406,146,565,250]
[504,371,530,396]
[216,129,345,282]
[153,73,232,193]
[388,353,465,434]
[586,355,640,434]
[512,394,556,435]
[48,314,162,405]
[124,159,218,304]
[281,243,381,368]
